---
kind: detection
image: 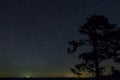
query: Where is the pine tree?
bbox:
[68,15,120,78]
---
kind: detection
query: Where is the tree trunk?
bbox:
[95,60,100,78]
[92,34,100,78]
[91,31,101,78]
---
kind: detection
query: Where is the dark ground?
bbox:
[0,77,120,80]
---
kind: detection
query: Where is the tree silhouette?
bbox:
[111,67,120,78]
[67,15,120,78]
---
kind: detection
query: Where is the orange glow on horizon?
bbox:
[65,72,94,78]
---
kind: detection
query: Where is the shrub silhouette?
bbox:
[68,15,120,78]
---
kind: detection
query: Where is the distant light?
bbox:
[25,75,30,78]
[23,73,31,78]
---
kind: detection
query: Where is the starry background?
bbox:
[0,0,120,77]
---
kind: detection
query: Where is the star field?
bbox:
[0,0,120,77]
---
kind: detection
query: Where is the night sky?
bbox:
[0,0,120,78]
